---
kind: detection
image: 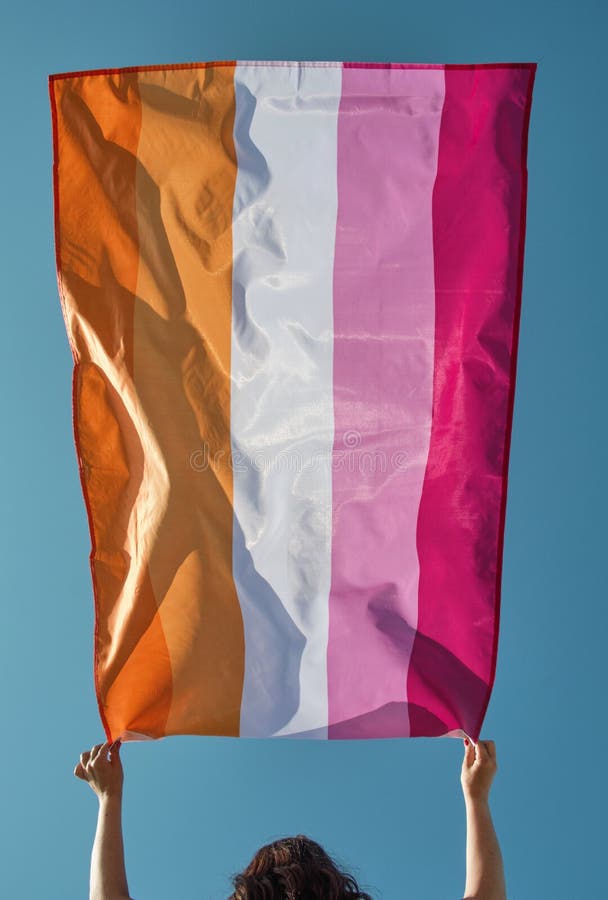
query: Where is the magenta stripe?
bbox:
[407,64,537,740]
[327,67,445,739]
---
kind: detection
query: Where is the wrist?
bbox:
[98,787,123,804]
[463,791,490,809]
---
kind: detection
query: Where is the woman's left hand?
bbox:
[74,740,124,800]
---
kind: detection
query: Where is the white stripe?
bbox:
[231,63,341,737]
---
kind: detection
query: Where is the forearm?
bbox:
[463,796,506,900]
[90,792,131,900]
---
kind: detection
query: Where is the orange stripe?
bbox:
[51,73,174,739]
[131,65,244,736]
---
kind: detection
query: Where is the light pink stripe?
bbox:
[328,67,446,739]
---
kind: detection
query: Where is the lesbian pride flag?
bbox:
[49,60,536,744]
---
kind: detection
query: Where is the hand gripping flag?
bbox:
[49,60,536,743]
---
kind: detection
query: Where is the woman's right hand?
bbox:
[461,739,497,803]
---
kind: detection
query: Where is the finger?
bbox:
[90,743,105,762]
[80,750,91,767]
[108,740,121,761]
[474,740,487,763]
[96,740,113,762]
[462,739,475,767]
[483,740,496,760]
[74,762,86,780]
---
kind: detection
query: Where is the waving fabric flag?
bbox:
[49,60,536,744]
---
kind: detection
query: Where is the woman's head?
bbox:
[228,834,372,899]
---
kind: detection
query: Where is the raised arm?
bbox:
[74,740,132,900]
[460,739,506,900]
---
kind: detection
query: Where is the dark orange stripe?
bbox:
[49,60,238,82]
[50,73,174,740]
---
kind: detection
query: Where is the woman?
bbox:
[74,737,505,899]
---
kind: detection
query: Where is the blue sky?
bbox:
[1,2,605,898]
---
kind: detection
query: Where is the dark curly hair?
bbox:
[228,834,373,899]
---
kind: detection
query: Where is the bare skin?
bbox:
[461,739,506,900]
[74,740,131,900]
[74,736,505,900]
